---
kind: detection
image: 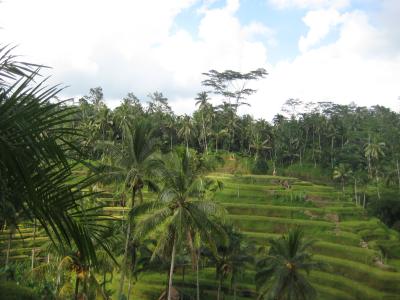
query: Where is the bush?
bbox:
[0,281,39,300]
[367,191,400,230]
[251,157,268,174]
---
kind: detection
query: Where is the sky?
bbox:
[1,0,399,120]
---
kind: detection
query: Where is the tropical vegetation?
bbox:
[1,46,400,300]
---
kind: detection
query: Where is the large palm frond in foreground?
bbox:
[0,46,113,266]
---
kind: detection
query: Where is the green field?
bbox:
[2,172,400,300]
[114,173,400,299]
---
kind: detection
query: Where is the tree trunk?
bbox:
[233,281,237,300]
[202,113,208,154]
[102,272,107,294]
[5,231,12,268]
[217,275,222,300]
[127,271,133,300]
[331,136,334,169]
[196,249,200,300]
[74,276,80,300]
[117,189,136,299]
[168,239,177,300]
[354,178,357,205]
[31,219,36,270]
[342,178,345,194]
[182,264,185,298]
[363,193,366,208]
[397,159,400,191]
[376,170,381,200]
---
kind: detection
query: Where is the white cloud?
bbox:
[0,0,399,120]
[269,0,350,9]
[247,8,400,120]
[299,9,342,52]
[0,0,270,113]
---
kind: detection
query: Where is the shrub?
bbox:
[0,281,39,300]
[251,157,268,174]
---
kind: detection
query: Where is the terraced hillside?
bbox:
[2,172,400,300]
[129,173,400,300]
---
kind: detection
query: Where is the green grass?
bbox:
[3,171,400,300]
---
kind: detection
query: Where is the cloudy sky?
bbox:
[1,0,399,119]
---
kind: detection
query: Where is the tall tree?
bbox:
[135,151,225,300]
[255,228,321,300]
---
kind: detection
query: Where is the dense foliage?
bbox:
[1,47,400,300]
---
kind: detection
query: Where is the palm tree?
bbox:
[178,115,196,154]
[364,137,385,177]
[333,163,352,194]
[195,92,212,154]
[91,121,161,299]
[204,225,254,300]
[255,227,321,300]
[0,46,112,266]
[364,137,385,199]
[135,151,226,300]
[250,132,271,161]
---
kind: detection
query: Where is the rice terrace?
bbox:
[1,0,400,299]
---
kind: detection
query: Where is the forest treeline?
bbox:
[75,81,400,231]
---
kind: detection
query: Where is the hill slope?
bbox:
[131,173,400,300]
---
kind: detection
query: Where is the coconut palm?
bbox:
[364,138,385,176]
[0,46,112,266]
[364,137,385,199]
[204,224,254,300]
[333,163,352,194]
[255,227,321,300]
[178,115,196,154]
[195,92,212,153]
[90,121,161,299]
[135,151,226,300]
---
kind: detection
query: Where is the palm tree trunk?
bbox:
[354,178,357,205]
[117,189,136,299]
[168,239,177,300]
[74,276,80,300]
[233,281,237,300]
[127,271,133,300]
[201,113,208,154]
[397,159,400,191]
[5,231,12,268]
[196,249,200,300]
[102,272,107,293]
[342,178,345,194]
[217,275,222,300]
[376,170,381,200]
[331,136,334,169]
[31,219,36,270]
[363,193,366,208]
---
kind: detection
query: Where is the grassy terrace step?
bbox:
[309,271,397,300]
[233,216,369,246]
[139,267,377,300]
[215,191,353,208]
[228,214,334,234]
[313,283,354,300]
[223,202,365,221]
[314,254,400,294]
[243,231,379,265]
